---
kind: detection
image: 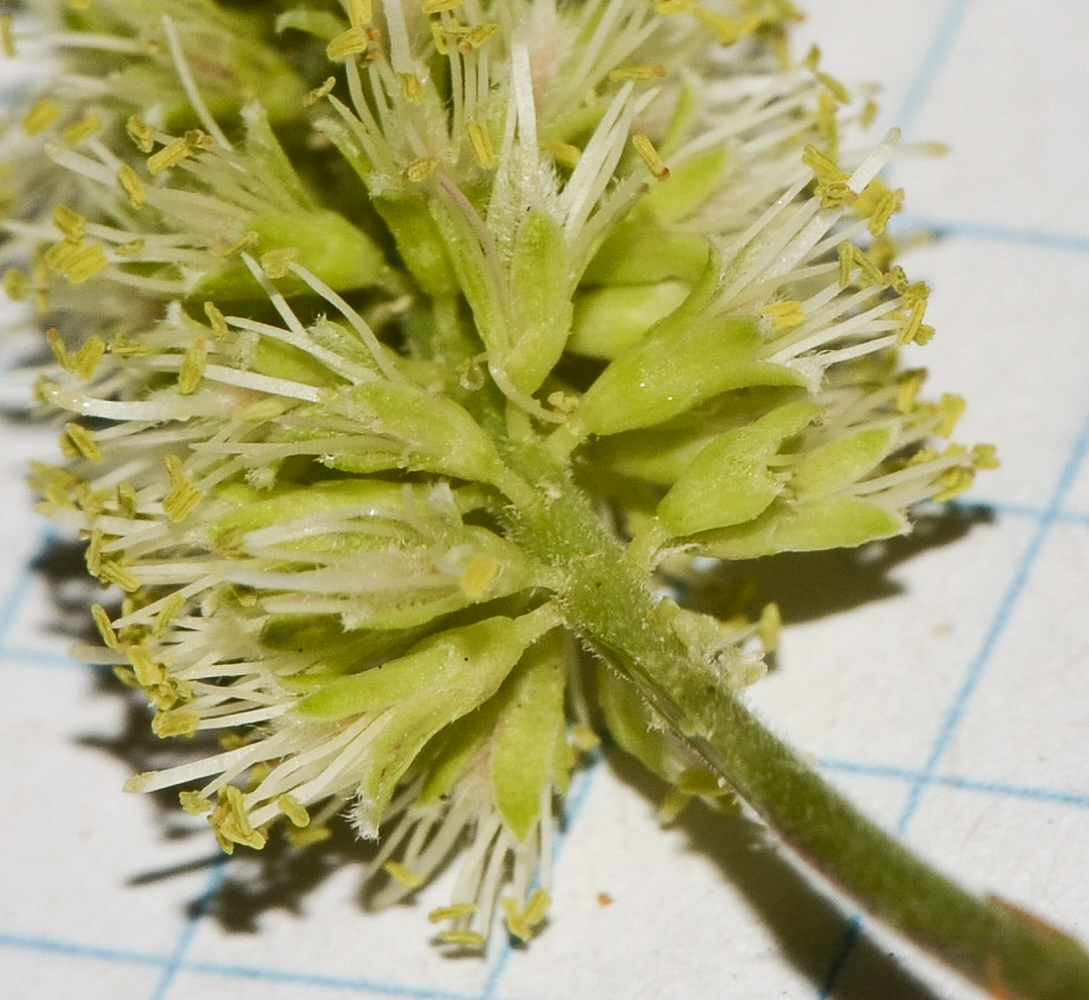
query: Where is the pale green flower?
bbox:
[2,0,994,952]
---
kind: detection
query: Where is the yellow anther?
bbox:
[84,529,104,577]
[62,114,101,145]
[277,795,311,827]
[71,335,106,380]
[458,554,499,598]
[383,860,425,889]
[545,140,581,169]
[110,334,150,357]
[91,604,120,650]
[693,8,760,46]
[936,393,966,438]
[399,72,424,104]
[758,601,781,653]
[148,675,192,713]
[23,99,60,137]
[897,298,928,346]
[326,26,370,60]
[239,397,288,422]
[61,422,101,461]
[501,897,532,941]
[179,791,212,815]
[802,143,849,183]
[803,44,821,72]
[931,465,974,503]
[816,70,850,104]
[403,157,436,183]
[466,120,495,170]
[53,204,86,242]
[346,0,373,26]
[570,722,601,752]
[902,279,930,310]
[817,91,839,162]
[3,267,28,301]
[211,230,260,258]
[210,786,267,851]
[838,242,884,287]
[204,300,229,339]
[424,0,464,12]
[608,64,667,82]
[428,15,449,54]
[653,0,692,15]
[29,461,79,506]
[179,337,208,395]
[126,115,156,154]
[116,480,138,520]
[837,242,853,289]
[866,186,903,237]
[185,129,214,154]
[152,593,186,637]
[304,76,337,108]
[436,930,486,948]
[75,482,109,515]
[114,238,145,257]
[885,264,909,294]
[972,443,1000,470]
[286,824,332,848]
[523,888,550,927]
[761,299,805,330]
[146,136,191,174]
[814,177,852,210]
[1,14,14,58]
[129,644,166,687]
[46,328,72,370]
[458,22,498,52]
[869,234,897,271]
[656,787,692,825]
[895,369,927,414]
[45,239,108,283]
[632,133,669,180]
[116,164,146,208]
[163,454,202,522]
[860,99,878,129]
[428,903,477,923]
[260,246,300,280]
[98,555,140,593]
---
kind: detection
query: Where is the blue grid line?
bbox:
[177,960,485,1000]
[480,752,605,999]
[0,646,84,669]
[898,214,1089,256]
[0,931,165,969]
[897,400,1089,833]
[148,862,229,1000]
[816,403,1089,1000]
[0,931,482,1000]
[819,757,1089,811]
[0,525,52,659]
[892,0,975,137]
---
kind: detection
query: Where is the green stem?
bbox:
[507,443,1089,1000]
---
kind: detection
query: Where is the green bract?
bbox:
[2,0,993,953]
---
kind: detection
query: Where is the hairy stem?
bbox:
[508,442,1089,1000]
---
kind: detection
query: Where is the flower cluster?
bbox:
[1,0,991,949]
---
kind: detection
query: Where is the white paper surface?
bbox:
[2,2,1088,998]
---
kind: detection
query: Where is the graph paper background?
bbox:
[2,1,1088,997]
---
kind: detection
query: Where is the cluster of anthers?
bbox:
[0,0,993,949]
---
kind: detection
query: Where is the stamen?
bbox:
[161,14,233,149]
